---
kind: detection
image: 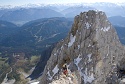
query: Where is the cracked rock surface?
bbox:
[39,10,125,84]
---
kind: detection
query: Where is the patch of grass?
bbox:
[30,56,40,63]
[0,57,8,68]
[16,56,40,73]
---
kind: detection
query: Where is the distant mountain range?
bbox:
[0,2,125,24]
[0,8,63,23]
[108,16,125,27]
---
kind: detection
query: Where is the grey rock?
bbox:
[39,10,125,84]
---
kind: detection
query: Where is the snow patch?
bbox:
[47,71,52,80]
[47,65,59,81]
[96,28,99,31]
[61,46,63,50]
[74,54,83,78]
[30,81,39,84]
[85,22,91,29]
[68,34,76,47]
[88,54,92,62]
[106,54,108,57]
[74,55,82,66]
[86,15,88,18]
[78,45,80,49]
[74,54,94,84]
[68,77,73,83]
[84,69,94,84]
[52,65,59,76]
[88,44,91,47]
[120,78,125,83]
[83,68,95,84]
[54,53,56,56]
[101,26,110,32]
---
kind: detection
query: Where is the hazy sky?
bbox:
[0,0,125,6]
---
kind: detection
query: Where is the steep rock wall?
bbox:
[39,10,125,84]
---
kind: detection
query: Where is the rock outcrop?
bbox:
[39,10,125,84]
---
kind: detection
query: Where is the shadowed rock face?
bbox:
[39,10,125,84]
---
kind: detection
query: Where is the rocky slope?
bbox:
[39,10,125,84]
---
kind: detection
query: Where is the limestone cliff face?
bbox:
[39,10,125,84]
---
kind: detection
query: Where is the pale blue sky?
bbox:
[0,0,125,6]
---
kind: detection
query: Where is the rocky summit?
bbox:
[39,10,125,84]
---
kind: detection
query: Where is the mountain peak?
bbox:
[71,10,111,34]
[39,10,125,84]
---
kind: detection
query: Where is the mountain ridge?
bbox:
[0,2,125,23]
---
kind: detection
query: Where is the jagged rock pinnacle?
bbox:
[39,10,125,84]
